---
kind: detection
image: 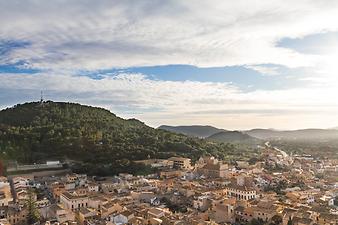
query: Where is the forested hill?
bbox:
[0,101,239,167]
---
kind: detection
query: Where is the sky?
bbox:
[1,0,338,130]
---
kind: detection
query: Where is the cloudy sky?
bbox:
[1,0,338,130]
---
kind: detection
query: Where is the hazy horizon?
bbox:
[1,1,338,129]
[1,100,337,131]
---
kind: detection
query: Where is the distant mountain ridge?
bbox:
[159,125,338,140]
[245,128,338,140]
[158,125,226,138]
[158,125,261,144]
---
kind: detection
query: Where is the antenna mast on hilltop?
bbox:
[40,90,44,103]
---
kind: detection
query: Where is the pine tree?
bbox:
[287,217,293,225]
[25,189,40,224]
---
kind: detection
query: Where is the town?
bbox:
[0,144,337,225]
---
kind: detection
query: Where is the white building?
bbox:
[110,211,134,225]
[225,176,257,200]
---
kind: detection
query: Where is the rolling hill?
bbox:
[207,131,261,145]
[158,125,225,138]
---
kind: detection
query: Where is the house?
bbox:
[193,195,212,211]
[50,183,66,202]
[12,177,29,190]
[36,198,50,208]
[87,183,99,192]
[252,201,278,222]
[209,198,236,224]
[49,204,75,224]
[131,191,155,203]
[6,207,28,225]
[235,205,254,223]
[150,197,161,206]
[66,174,87,187]
[168,157,191,170]
[64,182,76,190]
[87,196,107,210]
[147,207,167,219]
[159,170,182,179]
[78,207,97,224]
[0,191,11,207]
[0,218,10,225]
[196,156,229,178]
[100,201,124,219]
[110,210,134,225]
[0,177,9,189]
[0,178,12,208]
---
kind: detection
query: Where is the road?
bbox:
[265,141,289,158]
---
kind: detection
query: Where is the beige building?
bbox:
[0,218,10,225]
[0,191,12,207]
[159,170,182,179]
[196,156,229,178]
[100,201,124,219]
[60,190,88,210]
[49,204,75,224]
[0,177,12,207]
[168,157,191,170]
[6,207,28,225]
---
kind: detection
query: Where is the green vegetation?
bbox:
[25,189,40,224]
[248,218,265,225]
[287,217,293,225]
[270,139,338,159]
[161,197,188,213]
[0,160,3,176]
[158,125,225,138]
[0,101,256,175]
[245,215,282,225]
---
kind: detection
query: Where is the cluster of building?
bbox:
[0,148,337,225]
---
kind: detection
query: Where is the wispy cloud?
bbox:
[244,65,281,76]
[1,0,338,70]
